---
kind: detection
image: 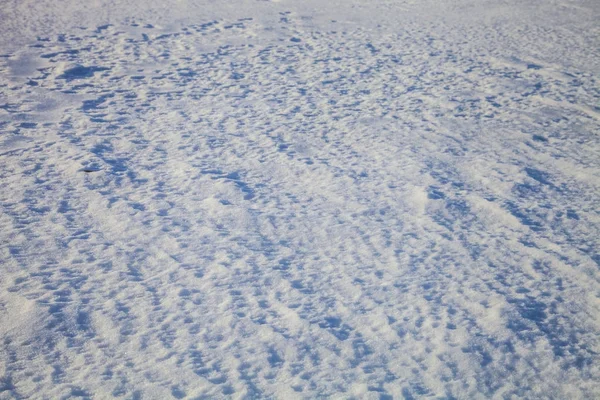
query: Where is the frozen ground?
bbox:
[1,0,599,398]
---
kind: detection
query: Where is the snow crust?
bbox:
[1,0,599,398]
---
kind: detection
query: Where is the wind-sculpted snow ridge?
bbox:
[1,8,599,400]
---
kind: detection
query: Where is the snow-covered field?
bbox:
[1,0,599,398]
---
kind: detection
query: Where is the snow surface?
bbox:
[1,0,600,398]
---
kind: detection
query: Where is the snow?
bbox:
[1,0,599,398]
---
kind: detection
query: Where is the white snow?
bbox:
[1,0,599,398]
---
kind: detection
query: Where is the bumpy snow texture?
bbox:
[1,0,599,398]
